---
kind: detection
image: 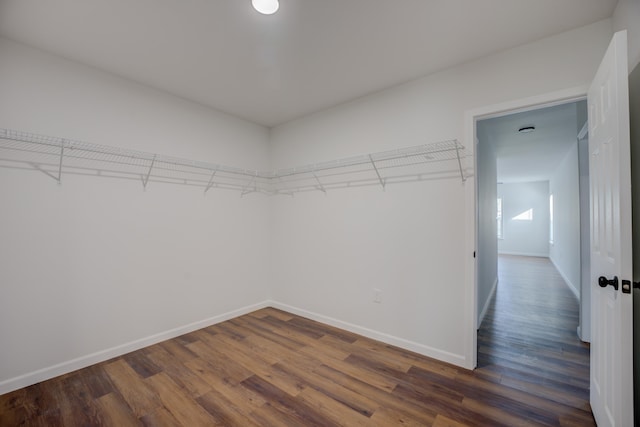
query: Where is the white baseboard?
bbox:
[549,257,580,300]
[1,299,470,395]
[477,277,498,329]
[498,251,549,258]
[0,301,270,396]
[268,300,467,368]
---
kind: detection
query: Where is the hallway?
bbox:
[477,255,594,425]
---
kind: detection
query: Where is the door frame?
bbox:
[463,86,590,369]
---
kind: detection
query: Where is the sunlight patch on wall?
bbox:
[512,209,533,221]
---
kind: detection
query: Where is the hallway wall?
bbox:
[498,181,550,258]
[549,143,581,298]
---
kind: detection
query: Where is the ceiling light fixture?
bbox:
[518,126,536,133]
[252,0,279,15]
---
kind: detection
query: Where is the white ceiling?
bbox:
[478,101,586,183]
[0,0,617,127]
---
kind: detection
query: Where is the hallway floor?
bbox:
[477,255,594,425]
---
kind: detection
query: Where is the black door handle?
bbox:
[599,276,619,291]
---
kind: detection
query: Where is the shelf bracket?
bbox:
[241,175,257,197]
[368,154,385,190]
[312,171,326,194]
[454,143,466,183]
[204,168,218,194]
[142,155,156,190]
[57,139,66,184]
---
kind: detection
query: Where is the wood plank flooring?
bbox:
[1,256,593,426]
[477,255,594,426]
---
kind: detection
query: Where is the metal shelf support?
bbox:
[369,154,386,190]
[240,175,257,197]
[142,155,156,190]
[57,139,66,184]
[455,144,466,183]
[204,169,218,194]
[312,170,326,194]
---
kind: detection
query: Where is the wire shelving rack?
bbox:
[0,128,470,195]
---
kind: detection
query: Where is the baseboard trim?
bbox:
[549,257,580,300]
[498,251,549,258]
[0,301,270,396]
[268,300,467,368]
[1,299,469,395]
[477,277,498,329]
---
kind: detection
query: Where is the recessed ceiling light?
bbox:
[252,0,279,15]
[518,126,536,133]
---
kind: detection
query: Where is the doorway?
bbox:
[463,31,635,425]
[476,98,590,338]
[472,98,593,418]
[475,99,590,343]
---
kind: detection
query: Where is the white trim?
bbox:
[550,256,580,300]
[1,299,474,395]
[498,251,549,258]
[464,85,588,370]
[477,277,498,329]
[467,86,588,122]
[269,301,467,368]
[0,301,270,395]
[464,160,477,369]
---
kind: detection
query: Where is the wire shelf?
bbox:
[0,128,470,195]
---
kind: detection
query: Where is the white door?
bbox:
[589,30,633,427]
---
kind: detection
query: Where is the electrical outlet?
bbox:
[373,288,382,303]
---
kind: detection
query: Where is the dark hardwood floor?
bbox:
[477,255,594,426]
[1,257,593,426]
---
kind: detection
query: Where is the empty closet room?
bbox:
[1,0,639,425]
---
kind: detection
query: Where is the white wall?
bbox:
[0,17,616,387]
[269,19,613,367]
[613,0,640,72]
[0,38,271,393]
[476,125,498,328]
[270,182,467,362]
[549,144,581,297]
[497,182,550,257]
